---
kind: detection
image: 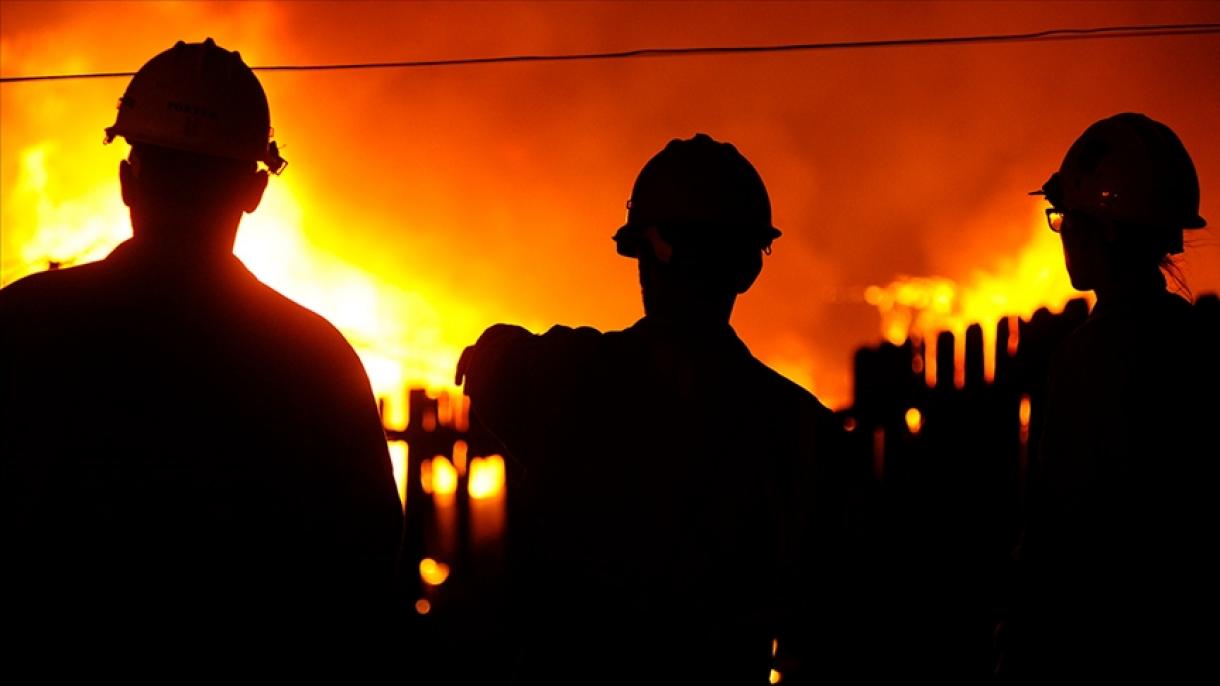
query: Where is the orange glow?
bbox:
[769,668,782,684]
[905,407,923,435]
[230,183,476,411]
[452,439,469,477]
[1006,314,1021,357]
[437,391,453,428]
[923,334,937,388]
[389,441,408,510]
[453,393,471,433]
[3,146,130,274]
[1019,393,1032,444]
[843,416,857,432]
[771,638,779,657]
[414,598,432,615]
[0,22,482,421]
[431,456,458,496]
[4,3,1217,421]
[468,455,506,500]
[1,136,474,418]
[866,211,1091,386]
[419,557,451,586]
[420,456,434,495]
[470,454,507,548]
[241,176,506,412]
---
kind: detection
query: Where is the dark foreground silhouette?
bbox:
[459,134,875,683]
[1000,113,1219,681]
[1,40,401,641]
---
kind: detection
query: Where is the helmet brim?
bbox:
[612,222,782,258]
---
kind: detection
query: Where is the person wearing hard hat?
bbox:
[456,134,872,683]
[0,40,402,636]
[999,113,1218,681]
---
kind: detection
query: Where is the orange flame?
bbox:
[468,454,506,500]
[1019,393,1032,444]
[430,456,459,497]
[4,145,130,271]
[865,208,1091,386]
[419,557,451,586]
[1,140,479,425]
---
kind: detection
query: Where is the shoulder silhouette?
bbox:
[0,39,402,640]
[457,133,872,683]
[1002,113,1217,681]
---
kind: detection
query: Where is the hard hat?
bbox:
[614,133,781,258]
[1032,113,1204,253]
[104,38,286,174]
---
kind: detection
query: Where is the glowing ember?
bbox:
[420,457,434,495]
[468,455,506,500]
[419,557,451,586]
[430,456,459,497]
[1019,393,1032,444]
[452,439,469,476]
[905,407,923,435]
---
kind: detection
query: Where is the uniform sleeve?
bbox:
[308,332,405,616]
[780,403,884,681]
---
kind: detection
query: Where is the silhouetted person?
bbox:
[457,134,867,683]
[1000,113,1218,680]
[0,40,402,637]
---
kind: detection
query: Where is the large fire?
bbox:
[4,1,1218,414]
[864,208,1093,387]
[2,142,469,430]
[4,134,1089,416]
[1,137,489,506]
[5,8,1218,684]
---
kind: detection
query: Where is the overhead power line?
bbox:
[2,22,1218,84]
